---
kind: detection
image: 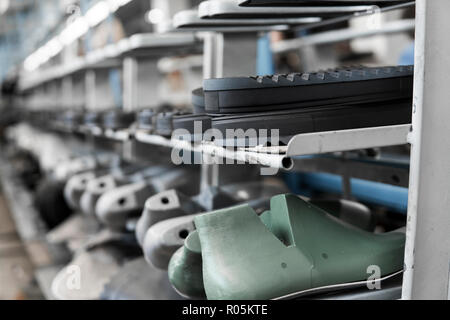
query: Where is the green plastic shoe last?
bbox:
[168,198,374,298]
[172,194,404,300]
[168,230,206,299]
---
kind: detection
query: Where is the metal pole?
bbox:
[341,153,352,200]
[402,0,450,300]
[202,32,224,79]
[85,70,96,110]
[123,57,138,112]
[201,32,224,190]
[62,76,73,110]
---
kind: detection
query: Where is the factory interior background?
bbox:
[2,0,446,302]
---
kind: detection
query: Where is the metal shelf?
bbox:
[19,33,198,91]
[199,0,374,18]
[172,9,319,32]
[89,123,411,171]
[20,54,120,91]
[237,0,412,7]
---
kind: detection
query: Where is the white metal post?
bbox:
[85,70,96,111]
[123,57,138,112]
[201,32,224,190]
[202,32,224,79]
[62,76,73,110]
[402,0,450,300]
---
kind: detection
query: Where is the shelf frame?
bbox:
[402,0,450,300]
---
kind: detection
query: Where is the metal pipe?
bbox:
[133,132,293,171]
[272,19,415,53]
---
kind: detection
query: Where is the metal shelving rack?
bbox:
[14,0,450,299]
[19,32,199,91]
[169,0,447,300]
